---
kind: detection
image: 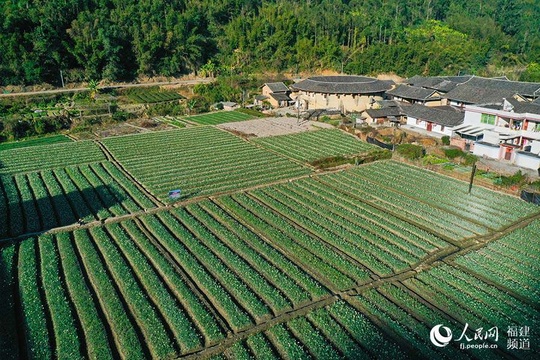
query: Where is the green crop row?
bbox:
[197,200,320,305]
[18,239,53,359]
[119,220,224,345]
[38,235,83,359]
[141,214,252,331]
[220,194,370,290]
[0,140,105,174]
[163,210,271,321]
[73,229,146,360]
[455,220,540,304]
[295,179,446,250]
[184,111,253,125]
[320,170,484,240]
[184,204,293,313]
[216,300,406,359]
[0,243,19,359]
[56,232,114,359]
[105,223,203,354]
[89,226,176,359]
[0,161,155,239]
[101,127,310,199]
[253,129,375,162]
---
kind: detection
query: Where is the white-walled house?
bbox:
[403,104,464,136]
[455,98,540,170]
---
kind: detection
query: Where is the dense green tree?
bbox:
[0,0,538,85]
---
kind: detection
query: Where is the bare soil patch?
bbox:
[217,116,334,138]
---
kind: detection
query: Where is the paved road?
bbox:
[0,78,214,98]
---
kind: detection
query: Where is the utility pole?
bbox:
[468,164,477,194]
[60,70,65,88]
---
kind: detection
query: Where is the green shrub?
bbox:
[494,170,527,187]
[443,148,464,159]
[441,135,450,145]
[422,154,448,165]
[396,144,424,160]
[462,153,478,166]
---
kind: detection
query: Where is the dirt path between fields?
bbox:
[0,78,214,98]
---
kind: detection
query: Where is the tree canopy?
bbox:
[0,0,538,86]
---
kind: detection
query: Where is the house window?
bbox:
[481,113,496,125]
[535,123,540,132]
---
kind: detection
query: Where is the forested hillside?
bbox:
[1,0,539,86]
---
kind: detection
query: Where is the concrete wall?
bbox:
[514,152,540,170]
[451,137,475,152]
[463,111,482,126]
[406,117,453,136]
[473,142,501,159]
[298,91,383,113]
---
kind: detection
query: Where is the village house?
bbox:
[255,82,293,108]
[405,75,471,95]
[386,84,443,106]
[402,104,464,136]
[360,100,407,126]
[443,76,540,107]
[452,97,540,170]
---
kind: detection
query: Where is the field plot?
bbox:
[239,178,450,279]
[397,263,539,357]
[215,300,407,359]
[252,129,376,162]
[2,208,329,359]
[1,128,539,360]
[349,283,473,360]
[152,116,189,128]
[128,90,184,104]
[454,220,540,304]
[102,127,311,199]
[184,111,254,125]
[0,135,72,151]
[0,140,105,174]
[317,160,539,241]
[0,161,155,239]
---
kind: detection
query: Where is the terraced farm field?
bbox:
[0,140,105,174]
[0,125,538,359]
[0,161,156,238]
[184,111,254,125]
[102,127,311,200]
[252,129,377,162]
[0,135,72,151]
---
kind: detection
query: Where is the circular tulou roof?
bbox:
[292,75,394,94]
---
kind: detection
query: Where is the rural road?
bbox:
[0,78,215,97]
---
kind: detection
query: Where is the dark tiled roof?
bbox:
[376,100,401,108]
[462,76,540,97]
[506,98,540,115]
[405,75,471,89]
[365,107,402,118]
[444,86,516,105]
[387,84,439,101]
[533,97,540,105]
[291,76,394,94]
[263,82,289,93]
[254,95,269,101]
[270,93,292,102]
[430,80,459,92]
[403,104,464,127]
